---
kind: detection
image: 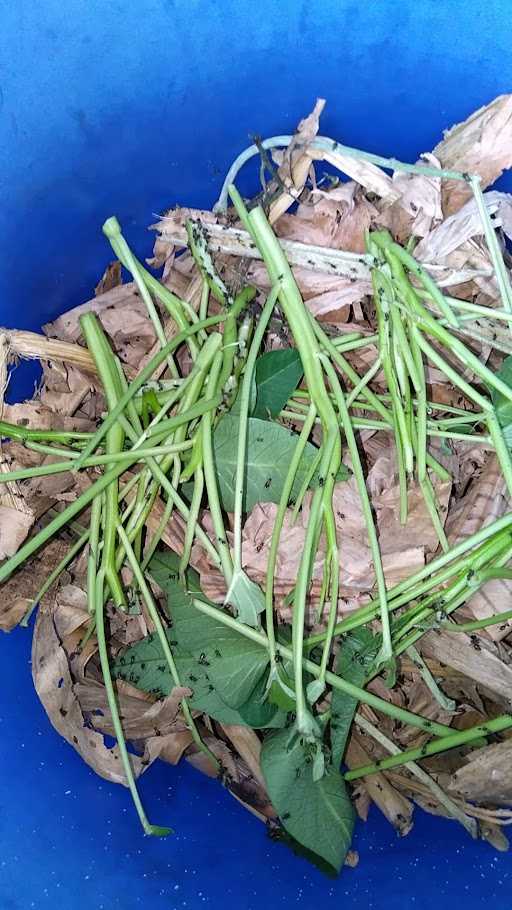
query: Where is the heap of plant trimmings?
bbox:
[2,134,512,872]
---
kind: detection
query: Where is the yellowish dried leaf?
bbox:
[433,95,512,214]
[32,610,145,784]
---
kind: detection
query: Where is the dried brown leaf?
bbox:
[419,631,512,709]
[0,504,35,559]
[345,735,414,834]
[0,538,69,632]
[95,261,122,296]
[415,192,512,263]
[219,724,266,790]
[445,456,512,640]
[44,283,156,371]
[77,676,191,740]
[374,478,451,556]
[433,95,512,214]
[448,739,512,806]
[32,610,145,784]
[378,154,443,242]
[268,99,325,223]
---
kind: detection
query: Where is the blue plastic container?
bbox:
[2,2,512,907]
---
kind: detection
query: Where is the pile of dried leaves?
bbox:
[2,95,512,873]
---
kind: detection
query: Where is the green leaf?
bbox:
[225,568,265,627]
[147,551,269,709]
[213,414,350,512]
[116,550,283,728]
[331,628,379,767]
[171,596,269,709]
[252,348,303,420]
[260,728,355,875]
[493,355,512,445]
[148,548,204,600]
[112,633,271,726]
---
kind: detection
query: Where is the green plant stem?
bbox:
[87,495,103,615]
[178,467,204,578]
[344,715,512,781]
[304,520,512,647]
[201,352,233,583]
[233,285,279,572]
[245,200,342,739]
[469,176,512,314]
[214,135,469,212]
[74,306,249,468]
[345,356,382,408]
[132,334,221,450]
[20,530,90,627]
[103,216,195,369]
[320,355,393,671]
[265,404,317,677]
[190,597,453,738]
[353,712,477,836]
[0,419,92,444]
[217,287,257,395]
[80,313,126,607]
[117,525,220,772]
[0,441,194,484]
[93,566,171,837]
[405,645,456,712]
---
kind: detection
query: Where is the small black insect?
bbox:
[264,477,272,489]
[470,635,482,651]
[198,652,210,666]
[189,674,198,683]
[214,649,222,658]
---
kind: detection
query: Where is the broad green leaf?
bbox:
[331,628,379,767]
[236,674,288,729]
[260,728,355,875]
[493,355,512,445]
[213,414,350,512]
[116,550,282,727]
[112,633,274,726]
[171,595,270,709]
[252,348,303,420]
[225,568,265,627]
[148,550,269,709]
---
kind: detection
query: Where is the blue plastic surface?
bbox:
[1,1,512,906]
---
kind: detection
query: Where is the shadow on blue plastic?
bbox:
[2,1,512,907]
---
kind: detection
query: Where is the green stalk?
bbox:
[87,496,103,615]
[441,608,512,633]
[74,307,249,468]
[233,285,279,572]
[0,441,195,484]
[344,715,512,781]
[79,313,126,607]
[345,356,382,408]
[0,419,92,444]
[244,199,342,739]
[265,404,317,679]
[191,597,454,738]
[178,467,204,578]
[353,712,477,836]
[201,352,233,583]
[304,521,512,647]
[103,216,195,369]
[93,566,171,836]
[469,176,512,315]
[20,530,89,627]
[405,644,456,712]
[117,525,220,773]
